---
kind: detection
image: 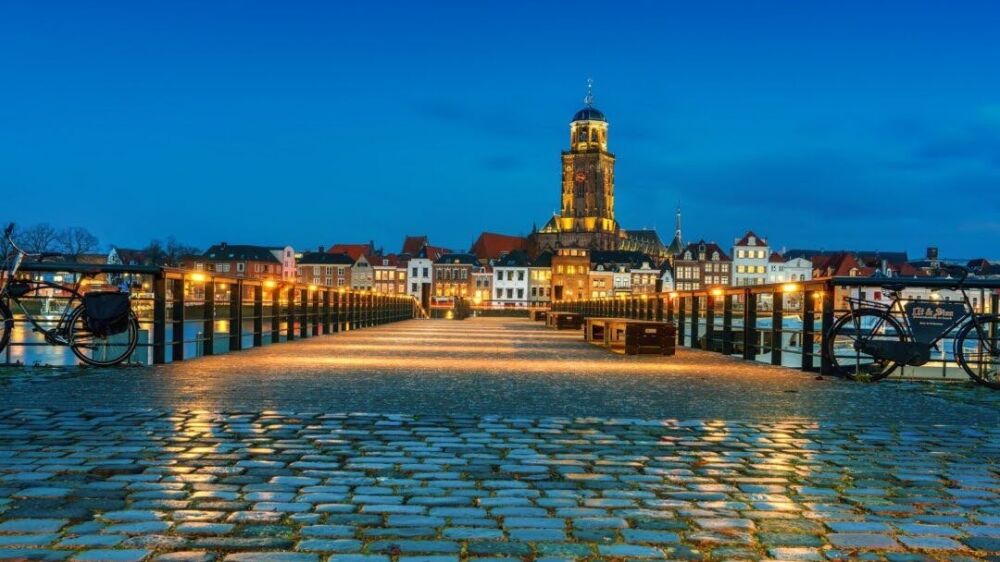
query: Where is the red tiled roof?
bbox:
[768,252,785,263]
[734,230,767,247]
[402,235,429,255]
[470,232,527,261]
[328,243,378,262]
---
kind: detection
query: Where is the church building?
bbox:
[529,83,671,263]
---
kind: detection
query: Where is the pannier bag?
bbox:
[82,292,132,337]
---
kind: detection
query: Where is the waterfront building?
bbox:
[432,253,479,302]
[297,250,353,288]
[550,247,590,302]
[731,231,770,286]
[472,267,493,306]
[187,243,289,281]
[673,241,731,291]
[658,262,675,292]
[493,250,530,307]
[373,254,408,295]
[766,253,812,283]
[630,259,659,294]
[528,251,553,307]
[588,268,614,299]
[328,242,380,291]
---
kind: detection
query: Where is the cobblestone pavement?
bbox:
[0,319,998,561]
[0,411,997,561]
[1,319,997,424]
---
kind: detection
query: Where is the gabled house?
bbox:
[185,243,289,280]
[673,241,731,291]
[297,250,353,288]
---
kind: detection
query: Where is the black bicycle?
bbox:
[1,223,139,366]
[824,266,999,389]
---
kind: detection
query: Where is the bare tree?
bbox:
[56,227,100,262]
[164,236,200,267]
[16,223,59,254]
[142,239,167,266]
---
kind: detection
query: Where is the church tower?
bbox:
[558,80,618,240]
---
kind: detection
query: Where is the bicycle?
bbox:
[1,223,139,366]
[824,266,999,389]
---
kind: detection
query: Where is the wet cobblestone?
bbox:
[0,319,997,560]
[0,410,996,560]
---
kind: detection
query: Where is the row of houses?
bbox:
[106,228,997,310]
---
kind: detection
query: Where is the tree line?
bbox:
[3,222,199,266]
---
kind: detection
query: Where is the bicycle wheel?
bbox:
[0,301,12,354]
[955,315,1000,389]
[825,308,904,381]
[67,305,139,366]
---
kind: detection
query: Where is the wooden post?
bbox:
[743,290,757,361]
[171,278,185,361]
[203,281,215,356]
[229,281,242,351]
[152,272,167,364]
[771,291,783,366]
[252,284,263,347]
[802,289,816,371]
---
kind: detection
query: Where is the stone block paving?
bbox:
[0,409,997,561]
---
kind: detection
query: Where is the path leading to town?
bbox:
[0,318,997,561]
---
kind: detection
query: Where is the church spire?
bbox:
[674,205,682,241]
[584,78,594,106]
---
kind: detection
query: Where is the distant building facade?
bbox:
[732,231,770,286]
[673,241,731,291]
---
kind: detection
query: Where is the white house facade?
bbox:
[732,231,770,286]
[493,251,530,307]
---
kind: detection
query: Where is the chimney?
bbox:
[926,246,938,260]
[220,242,227,250]
[318,245,325,253]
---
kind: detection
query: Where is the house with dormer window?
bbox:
[672,241,731,291]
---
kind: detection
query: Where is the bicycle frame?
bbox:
[845,285,984,349]
[4,277,88,344]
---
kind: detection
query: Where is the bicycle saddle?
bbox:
[881,283,907,292]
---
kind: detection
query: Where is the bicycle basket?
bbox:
[82,291,132,337]
[7,281,32,298]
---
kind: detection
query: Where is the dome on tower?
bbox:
[572,106,606,122]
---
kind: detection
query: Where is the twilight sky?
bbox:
[1,1,998,258]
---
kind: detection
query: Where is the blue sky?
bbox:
[1,1,998,258]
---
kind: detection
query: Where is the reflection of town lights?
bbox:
[263,280,277,289]
[308,284,317,292]
[781,283,800,293]
[188,272,206,283]
[710,288,724,297]
[669,292,679,299]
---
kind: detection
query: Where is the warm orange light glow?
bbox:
[669,292,679,299]
[188,272,207,283]
[781,283,800,293]
[263,280,277,289]
[308,284,318,292]
[710,288,724,297]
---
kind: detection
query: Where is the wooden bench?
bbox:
[529,309,548,322]
[546,311,583,330]
[584,317,676,355]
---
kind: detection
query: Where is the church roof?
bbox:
[572,106,606,122]
[625,229,664,247]
[666,234,683,255]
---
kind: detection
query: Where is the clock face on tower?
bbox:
[575,171,587,183]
